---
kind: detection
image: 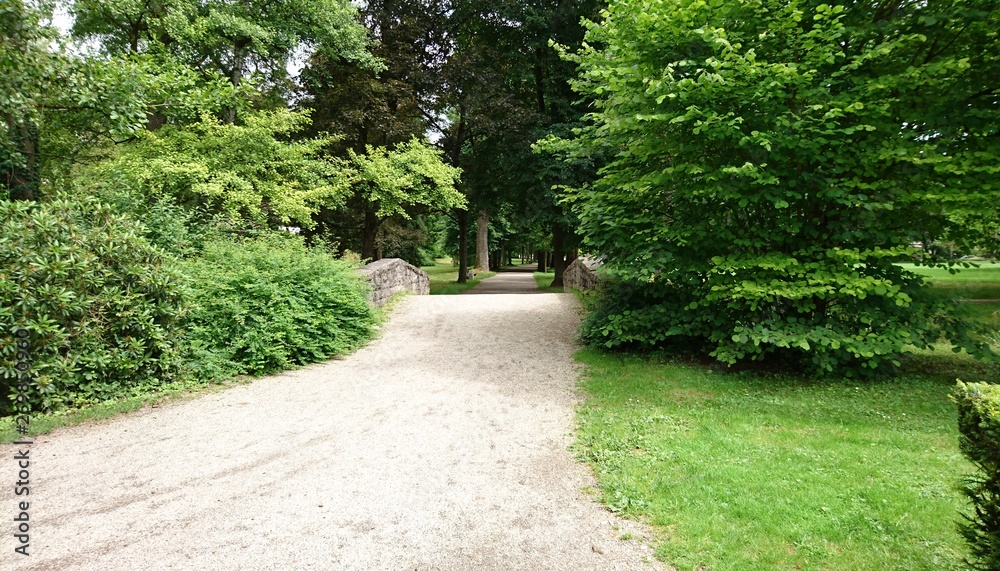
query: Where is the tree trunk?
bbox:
[551,223,566,288]
[146,112,167,131]
[361,209,380,261]
[567,248,579,265]
[3,115,38,201]
[223,43,247,124]
[457,209,470,283]
[475,209,490,273]
[537,250,547,273]
[533,46,547,115]
[446,96,470,284]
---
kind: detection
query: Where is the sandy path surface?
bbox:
[460,268,546,295]
[2,294,662,570]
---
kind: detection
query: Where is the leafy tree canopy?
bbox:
[347,137,465,221]
[553,0,998,375]
[86,109,349,227]
[71,0,378,86]
[2,0,244,199]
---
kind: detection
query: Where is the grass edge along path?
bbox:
[573,348,980,571]
[533,270,565,293]
[0,375,254,443]
[422,259,496,295]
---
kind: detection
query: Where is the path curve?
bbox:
[3,294,662,570]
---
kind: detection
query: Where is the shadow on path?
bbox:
[460,267,550,295]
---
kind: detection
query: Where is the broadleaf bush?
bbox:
[0,196,185,414]
[177,234,377,377]
[553,0,997,376]
[580,253,988,377]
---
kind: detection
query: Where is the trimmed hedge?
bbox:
[0,197,185,415]
[955,381,1000,570]
[177,235,377,377]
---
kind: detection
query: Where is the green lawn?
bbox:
[900,262,1000,301]
[421,259,495,295]
[575,262,1000,570]
[576,350,979,570]
[533,270,564,293]
[905,262,1000,346]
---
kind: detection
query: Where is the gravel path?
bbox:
[3,293,663,570]
[460,267,546,295]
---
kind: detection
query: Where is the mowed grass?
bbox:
[904,262,1000,347]
[576,351,979,570]
[421,258,495,295]
[533,270,564,293]
[575,262,1000,570]
[901,262,1000,301]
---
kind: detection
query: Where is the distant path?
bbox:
[461,266,546,295]
[2,294,662,570]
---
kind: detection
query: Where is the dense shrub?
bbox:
[177,235,377,377]
[552,0,997,376]
[0,197,185,415]
[75,179,234,258]
[580,261,988,377]
[955,381,1000,570]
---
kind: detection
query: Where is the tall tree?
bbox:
[1,0,58,200]
[301,0,448,152]
[298,0,452,259]
[346,138,465,259]
[71,0,377,122]
[440,0,603,283]
[2,0,239,200]
[554,0,998,375]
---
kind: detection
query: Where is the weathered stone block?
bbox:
[563,256,603,292]
[357,258,430,306]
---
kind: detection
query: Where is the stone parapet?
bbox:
[563,256,604,292]
[357,258,430,306]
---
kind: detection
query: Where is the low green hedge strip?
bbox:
[955,381,1000,570]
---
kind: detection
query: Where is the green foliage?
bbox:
[557,0,999,376]
[0,196,185,415]
[955,381,1000,570]
[88,110,350,227]
[300,0,440,153]
[1,0,59,177]
[70,0,378,83]
[177,234,377,377]
[86,186,223,258]
[377,217,439,267]
[348,138,465,219]
[1,0,243,199]
[582,257,990,376]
